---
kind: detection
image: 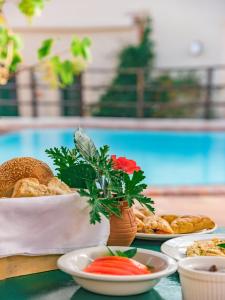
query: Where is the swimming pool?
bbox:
[0,128,225,186]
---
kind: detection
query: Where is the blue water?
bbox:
[0,128,225,186]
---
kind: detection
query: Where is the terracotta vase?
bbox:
[107,201,137,246]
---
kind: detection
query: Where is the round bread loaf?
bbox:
[0,157,54,197]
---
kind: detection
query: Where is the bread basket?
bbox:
[0,192,110,279]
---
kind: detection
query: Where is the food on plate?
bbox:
[83,256,151,276]
[134,206,215,235]
[144,215,174,234]
[171,215,215,234]
[161,215,179,224]
[186,238,225,257]
[11,177,72,198]
[0,157,54,197]
[136,217,145,232]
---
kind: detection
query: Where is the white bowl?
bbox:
[57,246,177,296]
[178,257,225,300]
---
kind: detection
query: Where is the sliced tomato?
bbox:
[83,256,151,276]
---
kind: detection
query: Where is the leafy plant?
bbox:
[46,128,154,224]
[0,2,91,87]
[0,24,22,84]
[38,36,91,87]
[95,17,200,118]
[18,0,47,20]
[107,247,137,258]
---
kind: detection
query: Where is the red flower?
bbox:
[111,155,141,174]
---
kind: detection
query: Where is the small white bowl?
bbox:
[57,246,177,296]
[178,257,225,300]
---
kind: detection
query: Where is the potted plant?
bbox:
[46,128,154,246]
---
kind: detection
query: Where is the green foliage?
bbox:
[0,2,91,87]
[18,0,46,19]
[107,247,137,258]
[38,38,53,60]
[95,17,154,117]
[218,243,225,249]
[39,36,91,87]
[46,129,154,224]
[0,25,22,73]
[71,36,91,60]
[95,17,200,118]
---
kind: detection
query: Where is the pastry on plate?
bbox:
[171,215,215,234]
[160,214,179,224]
[136,217,145,232]
[143,215,174,234]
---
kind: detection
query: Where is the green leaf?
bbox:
[74,128,98,161]
[18,0,45,18]
[115,248,137,258]
[218,243,225,249]
[58,60,74,86]
[38,38,54,60]
[71,36,82,56]
[71,36,91,60]
[106,247,137,258]
[63,163,96,188]
[106,246,115,256]
[9,53,22,72]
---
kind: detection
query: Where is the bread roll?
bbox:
[47,177,72,195]
[12,178,50,198]
[0,157,54,197]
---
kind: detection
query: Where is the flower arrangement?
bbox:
[46,128,154,224]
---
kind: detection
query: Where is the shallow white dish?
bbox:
[161,233,225,260]
[136,225,217,241]
[178,256,225,300]
[57,246,177,296]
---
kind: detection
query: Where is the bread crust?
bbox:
[0,157,54,197]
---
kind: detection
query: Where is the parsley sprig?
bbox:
[46,128,154,224]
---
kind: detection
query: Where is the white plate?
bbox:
[135,225,217,241]
[161,233,225,260]
[57,246,177,296]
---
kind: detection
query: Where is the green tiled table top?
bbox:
[0,227,224,300]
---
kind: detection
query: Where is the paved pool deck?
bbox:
[154,195,225,226]
[2,117,225,133]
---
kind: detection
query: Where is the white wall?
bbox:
[4,0,225,67]
[3,0,225,116]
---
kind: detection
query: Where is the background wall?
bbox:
[5,0,225,68]
[3,0,225,117]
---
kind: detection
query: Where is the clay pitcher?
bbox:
[107,201,137,246]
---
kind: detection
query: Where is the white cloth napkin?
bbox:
[0,192,110,257]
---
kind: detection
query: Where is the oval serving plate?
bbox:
[161,233,225,261]
[135,224,217,241]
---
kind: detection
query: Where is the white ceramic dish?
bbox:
[135,225,217,241]
[57,246,177,296]
[178,257,225,300]
[136,225,217,241]
[161,233,225,260]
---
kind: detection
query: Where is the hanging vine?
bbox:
[0,0,91,86]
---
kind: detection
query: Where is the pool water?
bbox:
[0,128,225,186]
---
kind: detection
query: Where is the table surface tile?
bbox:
[0,228,224,300]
